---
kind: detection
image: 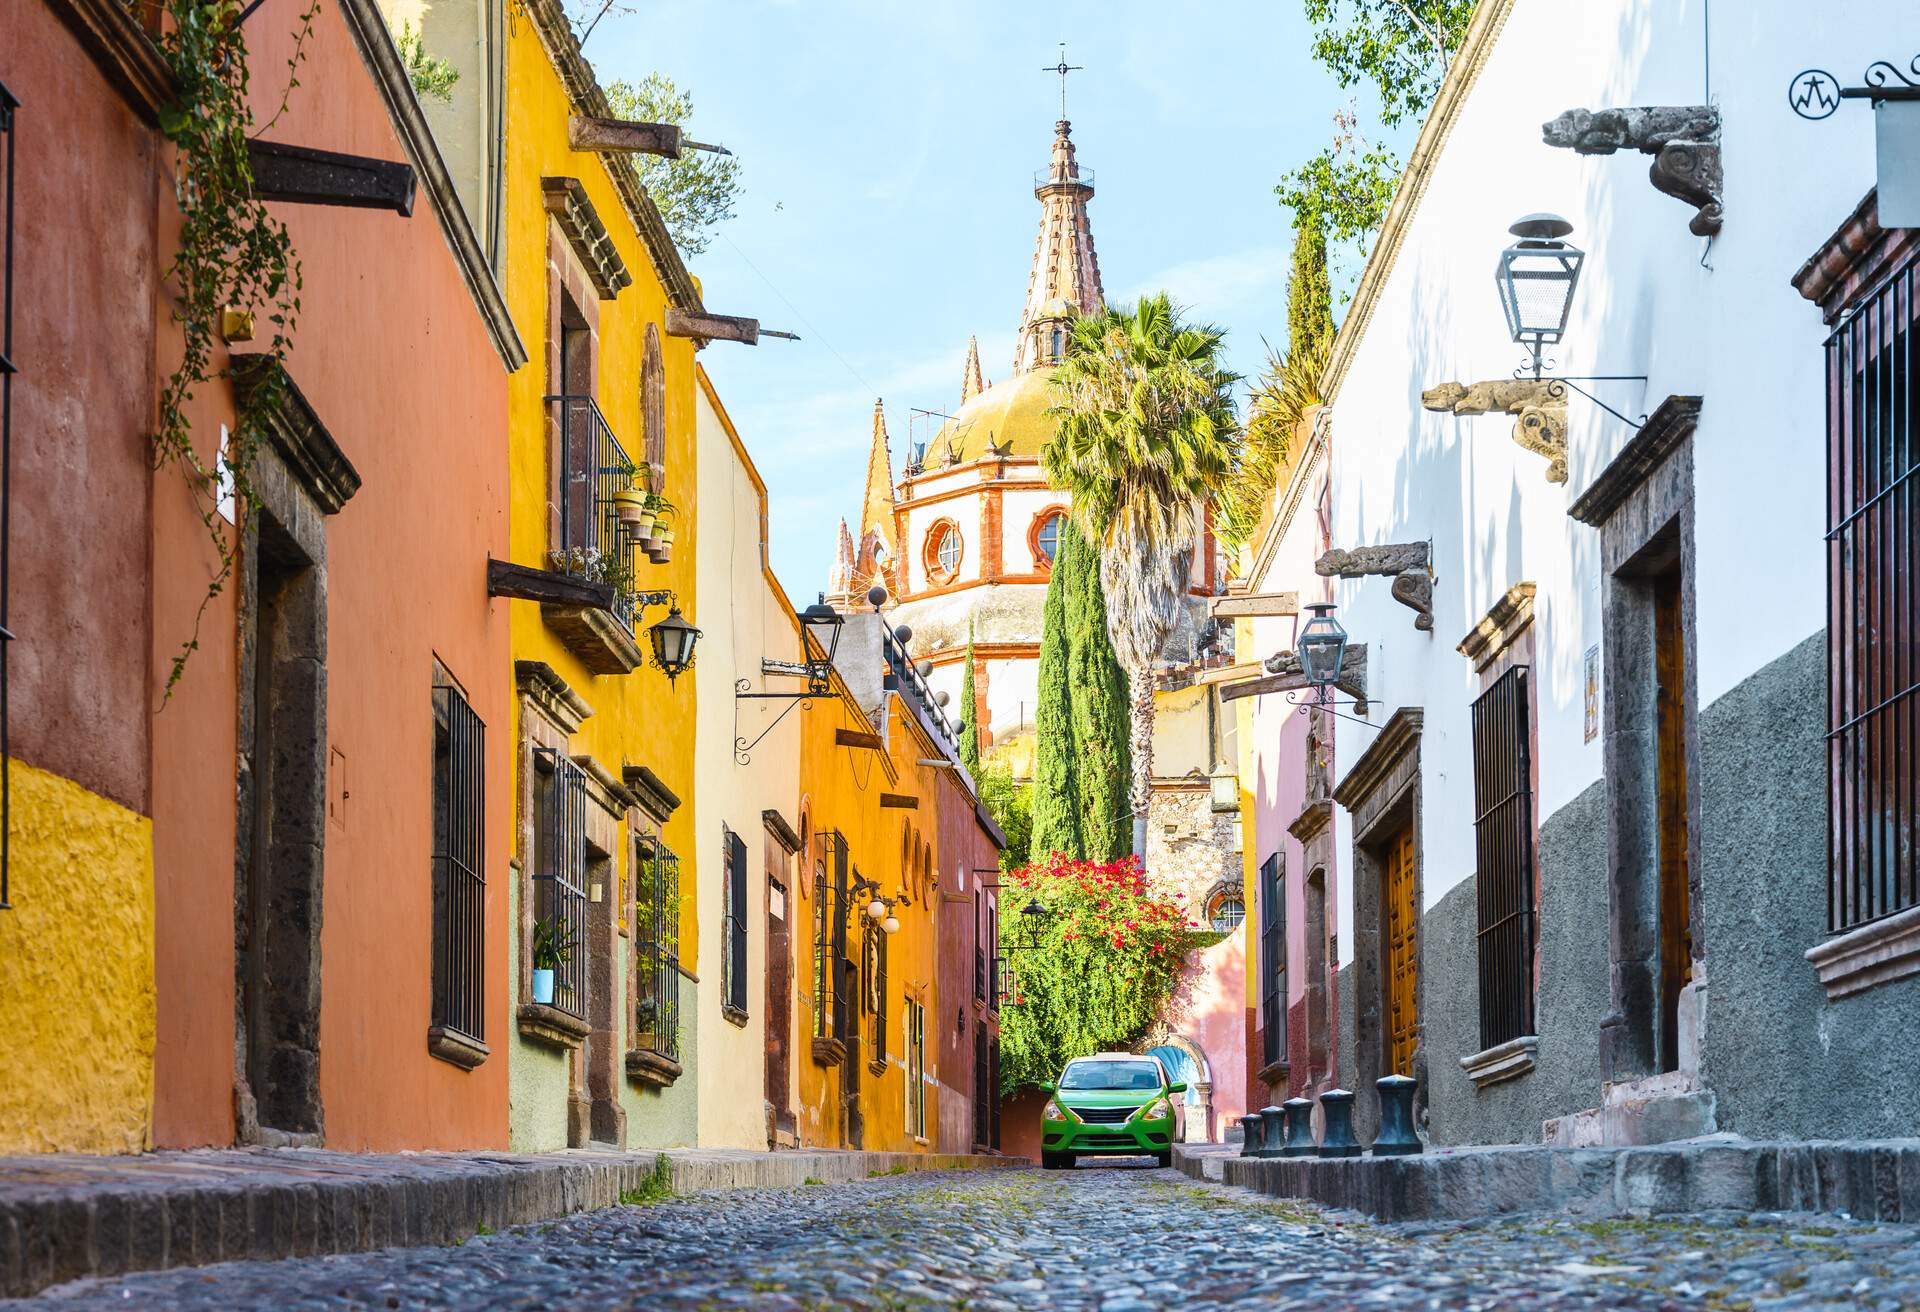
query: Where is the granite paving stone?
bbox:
[12,1162,1920,1309]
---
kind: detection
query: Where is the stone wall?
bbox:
[1145,786,1238,904]
[1420,780,1610,1147]
[1697,631,1920,1140]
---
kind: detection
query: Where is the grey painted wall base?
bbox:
[0,1146,1016,1299]
[1177,1138,1920,1224]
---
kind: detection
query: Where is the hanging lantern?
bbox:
[1494,213,1584,377]
[1296,602,1348,689]
[648,605,701,684]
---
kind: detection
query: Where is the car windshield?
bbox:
[1059,1060,1162,1092]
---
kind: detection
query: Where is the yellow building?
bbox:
[494,0,707,1151]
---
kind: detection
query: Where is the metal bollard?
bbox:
[1372,1074,1423,1155]
[1280,1097,1316,1156]
[1256,1105,1286,1158]
[1316,1088,1361,1158]
[1238,1113,1264,1157]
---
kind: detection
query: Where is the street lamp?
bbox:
[1495,213,1584,378]
[1209,761,1238,813]
[647,604,701,684]
[1296,602,1348,693]
[798,600,845,693]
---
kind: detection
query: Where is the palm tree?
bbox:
[1043,293,1241,857]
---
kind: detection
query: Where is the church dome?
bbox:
[927,366,1059,465]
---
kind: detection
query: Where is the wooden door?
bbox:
[1383,825,1420,1077]
[1653,565,1693,1072]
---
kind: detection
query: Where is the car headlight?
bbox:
[1043,1100,1072,1122]
[1139,1097,1172,1122]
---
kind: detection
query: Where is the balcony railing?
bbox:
[880,622,959,756]
[548,393,639,629]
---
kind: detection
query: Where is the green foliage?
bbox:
[977,765,1031,872]
[1028,542,1082,861]
[531,916,576,971]
[1061,521,1132,861]
[958,624,981,780]
[1300,0,1477,129]
[393,20,460,104]
[1273,130,1401,250]
[605,75,743,256]
[996,854,1214,1092]
[1220,219,1336,553]
[618,1155,674,1204]
[152,0,318,697]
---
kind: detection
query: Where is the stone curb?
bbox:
[1174,1138,1920,1223]
[0,1147,1014,1299]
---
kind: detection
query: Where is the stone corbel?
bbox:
[1541,106,1722,237]
[1258,644,1369,716]
[1422,380,1568,483]
[1316,543,1434,632]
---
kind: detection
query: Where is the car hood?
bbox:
[1055,1087,1164,1108]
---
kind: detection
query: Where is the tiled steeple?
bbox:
[961,335,986,405]
[1012,119,1104,374]
[858,398,897,558]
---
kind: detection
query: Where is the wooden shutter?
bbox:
[1470,665,1535,1049]
[1383,826,1420,1077]
[726,828,749,1014]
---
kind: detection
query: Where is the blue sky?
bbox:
[589,1,1355,602]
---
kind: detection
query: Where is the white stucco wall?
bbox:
[1317,0,1894,961]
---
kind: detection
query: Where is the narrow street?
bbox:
[21,1164,1920,1310]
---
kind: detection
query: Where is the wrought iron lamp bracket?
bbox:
[732,677,811,765]
[1512,362,1652,430]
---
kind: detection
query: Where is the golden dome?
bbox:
[927,366,1059,465]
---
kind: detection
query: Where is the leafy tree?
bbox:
[605,75,742,257]
[1061,520,1132,861]
[1220,217,1336,553]
[977,766,1032,872]
[958,624,981,780]
[1274,109,1401,250]
[1028,547,1083,861]
[996,854,1215,1091]
[1044,294,1240,857]
[393,21,459,104]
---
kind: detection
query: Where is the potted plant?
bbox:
[612,481,648,534]
[635,998,662,1051]
[530,916,575,1006]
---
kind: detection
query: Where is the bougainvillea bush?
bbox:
[996,853,1219,1091]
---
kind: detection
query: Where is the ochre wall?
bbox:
[0,763,155,1153]
[153,0,515,1149]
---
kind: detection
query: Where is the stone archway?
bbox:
[1139,1032,1213,1143]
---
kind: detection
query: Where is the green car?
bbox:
[1037,1052,1186,1170]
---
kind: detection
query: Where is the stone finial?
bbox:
[1541,105,1722,236]
[1315,543,1434,632]
[961,336,986,405]
[1422,379,1568,483]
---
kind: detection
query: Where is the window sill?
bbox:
[1805,904,1920,1000]
[626,1047,683,1089]
[1460,1034,1538,1088]
[427,1025,490,1070]
[517,1002,591,1051]
[722,1004,749,1029]
[1256,1060,1289,1088]
[541,600,644,675]
[811,1036,847,1068]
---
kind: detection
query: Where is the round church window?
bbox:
[925,521,963,583]
[1034,510,1064,565]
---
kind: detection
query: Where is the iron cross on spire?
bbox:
[1043,43,1084,119]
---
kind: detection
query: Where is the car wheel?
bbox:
[1042,1151,1074,1170]
[1153,1150,1173,1169]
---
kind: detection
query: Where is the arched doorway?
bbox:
[1144,1039,1213,1143]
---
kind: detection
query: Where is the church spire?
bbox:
[960,336,986,405]
[825,517,857,609]
[1012,118,1104,375]
[858,398,897,558]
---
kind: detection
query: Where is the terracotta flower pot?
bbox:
[612,488,646,527]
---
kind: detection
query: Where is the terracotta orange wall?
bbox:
[152,0,513,1149]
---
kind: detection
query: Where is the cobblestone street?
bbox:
[18,1163,1920,1310]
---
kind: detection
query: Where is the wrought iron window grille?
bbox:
[0,80,17,911]
[722,826,748,1016]
[635,834,682,1060]
[811,831,849,1040]
[1470,665,1537,1049]
[532,747,591,1020]
[1259,854,1285,1068]
[431,683,487,1044]
[1825,248,1919,933]
[545,393,640,627]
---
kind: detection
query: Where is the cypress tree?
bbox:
[958,623,981,780]
[1063,520,1132,860]
[1027,526,1082,861]
[1286,213,1334,358]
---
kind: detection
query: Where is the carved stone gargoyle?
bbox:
[1316,543,1433,632]
[1541,105,1722,237]
[1422,379,1568,483]
[1262,643,1369,716]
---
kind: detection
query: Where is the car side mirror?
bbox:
[1037,1081,1055,1094]
[1166,1082,1187,1094]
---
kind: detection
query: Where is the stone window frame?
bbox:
[512,661,595,1053]
[1568,395,1705,1087]
[427,657,490,1072]
[1028,506,1067,571]
[923,517,964,587]
[543,214,603,555]
[1794,191,1920,1001]
[1455,583,1546,1089]
[1331,707,1425,1141]
[1203,878,1245,932]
